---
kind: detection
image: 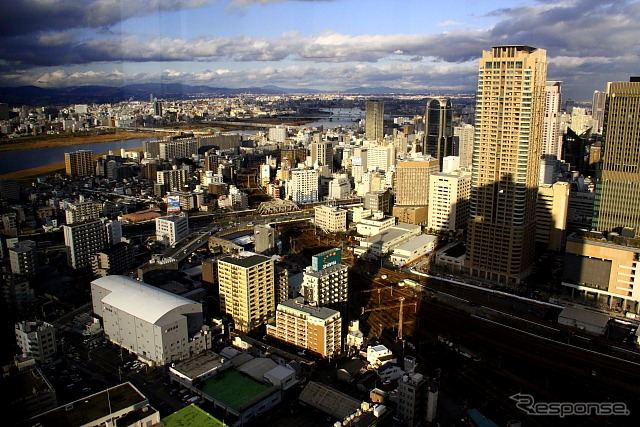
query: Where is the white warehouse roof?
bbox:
[93,275,198,325]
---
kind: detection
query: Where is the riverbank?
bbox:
[0,130,164,153]
[0,147,145,180]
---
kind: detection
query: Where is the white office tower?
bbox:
[328,175,351,200]
[287,169,319,203]
[269,125,287,143]
[454,124,474,170]
[441,156,460,173]
[300,248,348,313]
[105,220,122,246]
[543,81,563,159]
[427,170,472,232]
[366,145,396,173]
[155,215,189,246]
[15,320,56,364]
[64,219,107,269]
[91,275,209,365]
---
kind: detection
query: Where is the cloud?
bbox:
[228,0,334,7]
[0,0,214,37]
[437,20,464,27]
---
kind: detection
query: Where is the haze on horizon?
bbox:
[1,0,638,101]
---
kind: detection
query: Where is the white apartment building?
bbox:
[9,240,38,276]
[155,215,189,246]
[15,320,56,364]
[65,200,103,224]
[266,297,342,358]
[286,169,319,204]
[300,263,349,312]
[454,124,474,170]
[157,168,189,192]
[314,205,348,233]
[91,275,209,365]
[427,170,472,232]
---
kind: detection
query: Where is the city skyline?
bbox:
[0,0,638,101]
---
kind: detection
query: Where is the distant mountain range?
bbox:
[0,83,458,106]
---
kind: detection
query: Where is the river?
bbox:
[0,137,154,174]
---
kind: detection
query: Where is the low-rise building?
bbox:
[314,205,348,233]
[15,320,56,364]
[390,234,438,266]
[354,223,422,259]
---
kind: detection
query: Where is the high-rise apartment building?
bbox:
[65,199,103,224]
[424,98,453,168]
[543,81,562,159]
[366,145,396,173]
[64,219,107,269]
[592,80,640,235]
[467,45,547,285]
[218,255,275,333]
[157,168,188,192]
[64,150,94,177]
[365,100,384,142]
[301,248,348,313]
[454,124,475,170]
[266,297,341,358]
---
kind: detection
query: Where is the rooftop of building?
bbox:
[162,404,228,427]
[394,234,438,252]
[363,224,421,245]
[279,297,340,320]
[27,382,148,427]
[198,368,276,412]
[92,275,199,325]
[568,229,640,251]
[299,381,363,421]
[171,351,228,380]
[219,254,272,268]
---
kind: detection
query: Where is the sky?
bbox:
[0,0,638,100]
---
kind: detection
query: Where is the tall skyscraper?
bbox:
[592,90,606,134]
[64,150,94,177]
[467,46,547,285]
[365,100,384,142]
[543,81,562,159]
[424,98,453,168]
[592,79,640,234]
